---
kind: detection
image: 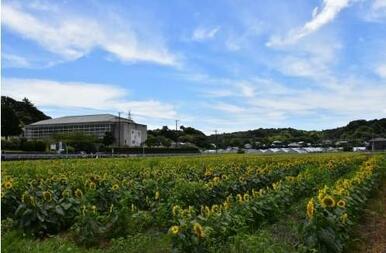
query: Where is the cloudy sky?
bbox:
[2,0,386,133]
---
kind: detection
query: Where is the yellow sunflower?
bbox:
[169,225,180,235]
[21,192,31,204]
[337,200,346,208]
[74,189,83,198]
[211,204,219,213]
[192,223,205,238]
[321,195,336,208]
[89,182,96,190]
[42,191,53,202]
[3,180,13,189]
[172,205,180,216]
[306,198,315,220]
[237,193,243,203]
[111,184,120,191]
[243,193,250,202]
[62,189,72,198]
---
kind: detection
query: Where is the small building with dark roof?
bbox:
[368,137,386,151]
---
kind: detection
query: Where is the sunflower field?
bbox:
[1,153,385,253]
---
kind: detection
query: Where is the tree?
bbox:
[1,104,22,138]
[52,132,99,153]
[145,135,158,147]
[103,132,115,146]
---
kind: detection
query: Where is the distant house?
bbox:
[368,138,386,151]
[244,143,252,149]
[335,140,349,146]
[288,142,301,148]
[271,140,283,147]
[353,147,367,152]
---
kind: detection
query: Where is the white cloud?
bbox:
[267,0,351,46]
[2,3,177,66]
[236,81,255,97]
[210,102,245,113]
[365,0,386,21]
[373,0,386,10]
[192,26,220,41]
[1,78,178,120]
[375,64,386,78]
[2,53,31,68]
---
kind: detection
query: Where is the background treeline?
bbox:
[1,96,50,137]
[148,119,386,149]
[2,96,386,151]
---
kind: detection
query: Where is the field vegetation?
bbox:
[1,153,385,252]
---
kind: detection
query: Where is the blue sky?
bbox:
[2,0,386,133]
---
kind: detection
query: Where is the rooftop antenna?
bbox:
[214,129,218,153]
[128,110,132,120]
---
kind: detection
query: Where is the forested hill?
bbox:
[205,118,386,148]
[1,96,51,137]
[322,119,386,140]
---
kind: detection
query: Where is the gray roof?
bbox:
[29,114,134,126]
[369,137,386,142]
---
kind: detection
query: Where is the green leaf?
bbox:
[55,206,65,216]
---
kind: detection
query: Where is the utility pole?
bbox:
[118,112,122,147]
[214,130,218,153]
[175,120,179,148]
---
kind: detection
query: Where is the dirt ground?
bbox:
[347,178,386,253]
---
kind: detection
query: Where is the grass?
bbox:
[1,230,171,253]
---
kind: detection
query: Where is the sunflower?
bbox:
[172,205,180,216]
[213,176,220,183]
[204,206,211,217]
[211,204,219,213]
[3,180,13,189]
[321,195,336,208]
[42,191,53,202]
[237,194,243,203]
[21,192,31,204]
[111,184,120,191]
[243,193,250,202]
[89,182,96,190]
[74,189,83,198]
[337,200,346,208]
[306,198,314,220]
[192,223,205,238]
[169,225,180,235]
[62,189,72,198]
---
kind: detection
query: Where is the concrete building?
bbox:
[24,114,147,147]
[368,137,386,151]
